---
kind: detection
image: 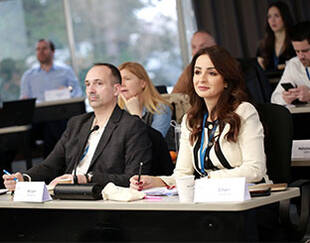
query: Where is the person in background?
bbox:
[172,30,216,94]
[271,21,310,105]
[130,45,269,190]
[118,62,172,137]
[20,39,82,101]
[3,63,152,190]
[20,39,83,157]
[256,1,296,72]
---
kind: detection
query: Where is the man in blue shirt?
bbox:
[20,39,83,157]
[20,39,82,101]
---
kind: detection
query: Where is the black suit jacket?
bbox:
[26,105,152,187]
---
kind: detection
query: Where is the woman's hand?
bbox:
[119,93,142,117]
[129,175,166,191]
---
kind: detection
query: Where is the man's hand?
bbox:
[3,172,24,191]
[282,85,310,104]
[295,85,310,102]
[48,174,74,189]
[282,89,299,104]
[48,174,88,189]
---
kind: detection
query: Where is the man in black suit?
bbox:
[3,63,152,190]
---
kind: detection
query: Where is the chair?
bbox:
[155,85,168,94]
[238,58,272,104]
[162,93,191,152]
[147,126,175,176]
[0,98,36,170]
[256,103,310,241]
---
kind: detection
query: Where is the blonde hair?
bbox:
[118,62,171,114]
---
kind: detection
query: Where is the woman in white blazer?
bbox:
[130,45,269,190]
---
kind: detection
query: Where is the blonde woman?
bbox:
[118,62,172,137]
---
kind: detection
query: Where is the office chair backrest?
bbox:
[256,103,293,183]
[155,85,168,94]
[162,93,191,124]
[147,126,175,176]
[238,58,272,104]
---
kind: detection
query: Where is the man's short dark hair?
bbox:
[290,21,310,43]
[93,63,121,84]
[38,39,55,52]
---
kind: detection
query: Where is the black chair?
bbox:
[256,103,310,241]
[147,126,175,176]
[0,98,36,170]
[238,58,272,104]
[155,85,168,94]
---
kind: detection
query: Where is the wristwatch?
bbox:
[86,173,93,183]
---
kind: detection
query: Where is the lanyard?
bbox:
[80,144,89,161]
[306,67,310,81]
[199,113,218,175]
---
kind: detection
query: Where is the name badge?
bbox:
[292,140,310,159]
[14,182,52,202]
[194,177,250,202]
[44,88,70,101]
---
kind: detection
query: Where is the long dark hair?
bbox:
[187,46,248,145]
[259,1,294,68]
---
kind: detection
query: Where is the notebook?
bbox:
[0,98,36,128]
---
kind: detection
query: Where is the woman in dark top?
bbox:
[257,1,296,72]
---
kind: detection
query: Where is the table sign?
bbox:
[292,140,310,159]
[14,182,52,202]
[194,177,250,203]
[44,88,70,101]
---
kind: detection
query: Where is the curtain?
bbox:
[192,0,310,58]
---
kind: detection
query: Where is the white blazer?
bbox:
[161,102,268,185]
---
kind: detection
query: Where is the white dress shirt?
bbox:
[271,57,310,105]
[76,125,105,175]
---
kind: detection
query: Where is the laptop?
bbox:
[0,98,36,128]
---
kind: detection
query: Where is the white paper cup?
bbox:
[176,175,195,203]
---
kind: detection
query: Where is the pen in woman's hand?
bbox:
[3,170,18,182]
[137,162,143,184]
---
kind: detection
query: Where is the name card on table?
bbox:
[194,177,250,203]
[14,182,52,202]
[292,140,310,159]
[44,88,70,101]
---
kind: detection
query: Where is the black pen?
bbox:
[137,162,143,184]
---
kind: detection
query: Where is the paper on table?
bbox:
[44,88,70,101]
[142,187,178,196]
[0,188,8,195]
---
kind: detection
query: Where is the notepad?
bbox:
[142,187,178,196]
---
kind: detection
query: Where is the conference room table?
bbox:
[0,188,299,242]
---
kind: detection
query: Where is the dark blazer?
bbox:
[26,105,152,187]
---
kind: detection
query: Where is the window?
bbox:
[0,0,69,101]
[0,0,196,101]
